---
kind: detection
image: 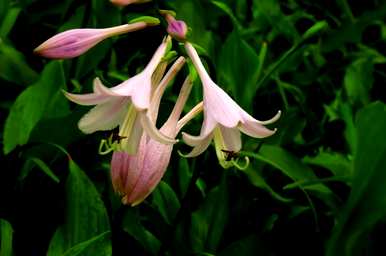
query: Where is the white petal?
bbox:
[181,133,213,157]
[241,110,282,125]
[63,90,111,106]
[239,120,277,138]
[78,97,129,134]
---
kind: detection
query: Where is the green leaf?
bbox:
[0,42,38,85]
[178,158,192,197]
[3,61,65,154]
[327,102,386,256]
[304,152,352,177]
[217,31,260,110]
[243,145,336,207]
[62,231,111,256]
[29,157,60,183]
[211,1,242,30]
[0,219,13,256]
[47,160,111,256]
[151,181,181,225]
[253,0,299,41]
[219,235,269,256]
[301,20,328,40]
[122,208,161,255]
[190,178,228,253]
[0,7,21,38]
[344,58,374,106]
[242,166,292,203]
[47,228,66,256]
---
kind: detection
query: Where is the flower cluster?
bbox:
[35,11,280,206]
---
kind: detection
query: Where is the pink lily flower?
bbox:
[110,0,152,7]
[111,75,203,206]
[63,37,179,153]
[183,42,281,162]
[34,21,156,59]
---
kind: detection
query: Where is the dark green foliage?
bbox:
[1,0,386,255]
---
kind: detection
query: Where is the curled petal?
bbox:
[241,110,282,125]
[93,77,120,96]
[239,120,277,138]
[140,112,177,144]
[181,133,213,157]
[78,97,129,133]
[63,90,111,106]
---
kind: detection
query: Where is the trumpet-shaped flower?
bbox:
[64,37,179,153]
[183,42,281,162]
[111,75,203,206]
[34,22,156,59]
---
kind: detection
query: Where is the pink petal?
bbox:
[203,81,241,128]
[78,97,129,133]
[181,133,213,157]
[239,120,277,138]
[127,140,173,206]
[63,90,112,106]
[140,112,177,144]
[182,112,216,146]
[241,110,282,125]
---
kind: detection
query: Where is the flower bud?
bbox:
[34,23,148,59]
[164,13,188,41]
[110,0,151,7]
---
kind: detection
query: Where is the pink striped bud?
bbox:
[34,22,150,59]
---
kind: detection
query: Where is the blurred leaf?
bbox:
[3,61,64,154]
[253,0,298,41]
[344,58,373,106]
[151,181,181,225]
[304,152,352,177]
[191,178,228,253]
[322,4,386,51]
[242,166,292,203]
[178,158,192,197]
[327,102,386,256]
[47,228,66,256]
[47,160,111,256]
[302,20,328,40]
[220,235,270,256]
[243,145,337,207]
[0,219,13,256]
[122,208,161,255]
[0,42,38,85]
[217,31,260,110]
[211,1,242,30]
[0,7,21,38]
